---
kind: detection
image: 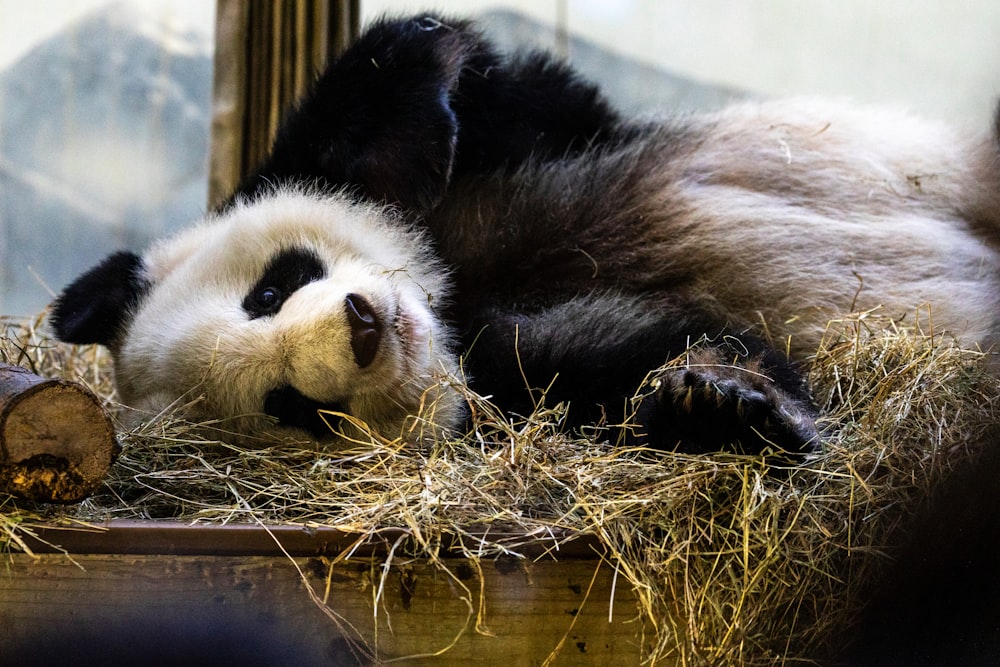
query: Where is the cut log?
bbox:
[0,364,119,503]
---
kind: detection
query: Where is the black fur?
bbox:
[242,247,325,319]
[50,250,147,348]
[264,386,343,441]
[54,14,819,455]
[457,294,816,452]
[227,16,620,215]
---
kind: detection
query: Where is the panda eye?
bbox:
[243,247,325,320]
[245,285,286,319]
[255,287,281,309]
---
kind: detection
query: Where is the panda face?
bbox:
[114,187,462,444]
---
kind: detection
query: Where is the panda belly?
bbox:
[676,191,1000,359]
[656,99,1000,359]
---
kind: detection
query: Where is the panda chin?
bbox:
[263,385,344,440]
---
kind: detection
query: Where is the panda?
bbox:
[50,14,1000,455]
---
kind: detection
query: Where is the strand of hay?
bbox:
[1,309,996,664]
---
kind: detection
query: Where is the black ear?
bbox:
[50,251,148,346]
[232,15,482,214]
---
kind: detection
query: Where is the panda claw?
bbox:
[647,363,819,455]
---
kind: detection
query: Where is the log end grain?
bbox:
[1,374,120,504]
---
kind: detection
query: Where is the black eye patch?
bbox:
[243,247,326,319]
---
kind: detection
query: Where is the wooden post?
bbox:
[0,364,118,503]
[209,0,360,208]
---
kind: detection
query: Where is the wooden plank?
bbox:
[23,519,398,557]
[0,551,645,666]
[20,519,603,558]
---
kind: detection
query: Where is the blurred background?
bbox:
[0,0,997,316]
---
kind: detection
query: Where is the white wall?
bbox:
[364,0,1000,128]
[7,1,996,125]
[0,0,213,68]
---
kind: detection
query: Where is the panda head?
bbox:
[51,186,463,445]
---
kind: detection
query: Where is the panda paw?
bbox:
[645,361,820,456]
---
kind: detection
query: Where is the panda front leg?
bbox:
[460,295,820,455]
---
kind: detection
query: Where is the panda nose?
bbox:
[344,293,381,368]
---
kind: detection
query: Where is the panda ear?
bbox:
[51,251,148,347]
[235,15,479,215]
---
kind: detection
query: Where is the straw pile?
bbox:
[1,308,997,665]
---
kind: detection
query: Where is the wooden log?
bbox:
[0,363,119,503]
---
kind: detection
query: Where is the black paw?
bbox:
[234,15,481,215]
[640,361,820,455]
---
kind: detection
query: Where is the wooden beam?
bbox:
[20,519,604,559]
[209,0,360,208]
[1,524,646,665]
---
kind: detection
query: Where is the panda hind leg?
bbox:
[637,348,820,456]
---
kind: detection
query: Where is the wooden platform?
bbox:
[1,521,645,666]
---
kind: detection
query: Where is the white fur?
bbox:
[647,99,1000,357]
[116,187,462,443]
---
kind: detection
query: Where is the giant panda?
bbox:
[50,14,1000,455]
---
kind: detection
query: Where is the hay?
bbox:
[1,308,997,665]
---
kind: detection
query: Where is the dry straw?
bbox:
[1,308,997,664]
